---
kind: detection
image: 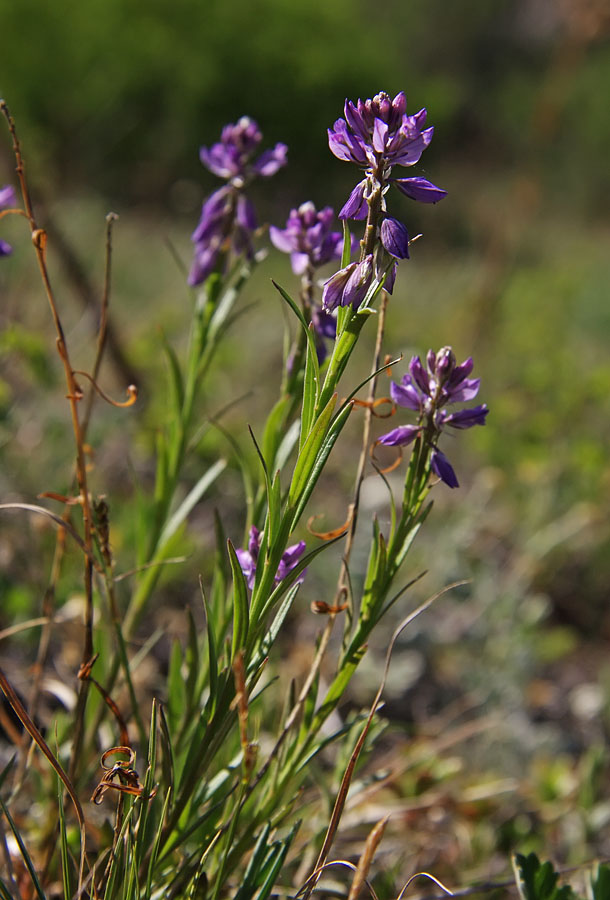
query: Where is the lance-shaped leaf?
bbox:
[289,400,353,530]
[288,392,337,507]
[228,539,250,657]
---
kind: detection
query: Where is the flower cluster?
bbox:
[323,91,446,310]
[189,117,287,287]
[269,201,344,277]
[236,525,306,590]
[271,201,354,359]
[378,347,488,488]
[0,185,16,258]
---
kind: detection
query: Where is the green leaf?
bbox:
[184,606,200,713]
[159,458,226,546]
[592,864,610,900]
[143,788,172,900]
[316,307,372,412]
[249,425,281,550]
[289,399,352,529]
[200,581,219,718]
[276,419,300,472]
[159,327,185,414]
[0,796,46,900]
[341,219,353,267]
[254,530,347,627]
[273,280,320,398]
[233,823,273,900]
[300,330,319,449]
[0,879,16,900]
[167,638,186,734]
[228,539,250,657]
[261,395,292,471]
[513,853,576,900]
[158,703,176,805]
[254,823,299,900]
[306,646,367,738]
[288,392,337,507]
[135,699,160,870]
[249,581,302,661]
[57,780,73,900]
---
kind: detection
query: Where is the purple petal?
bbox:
[188,244,221,286]
[235,548,256,589]
[393,176,447,204]
[247,525,261,558]
[444,404,489,429]
[269,225,295,254]
[253,143,288,177]
[327,127,354,162]
[377,424,420,447]
[447,357,474,387]
[343,101,368,140]
[276,539,307,583]
[383,260,397,294]
[290,252,309,276]
[199,143,236,179]
[408,355,430,394]
[448,377,480,403]
[191,187,231,242]
[390,91,407,126]
[342,254,374,307]
[236,194,257,231]
[414,108,428,129]
[380,216,410,259]
[430,449,459,488]
[372,118,389,153]
[0,239,12,257]
[421,126,434,147]
[390,379,421,411]
[328,122,368,165]
[322,263,355,311]
[0,185,16,209]
[312,306,337,340]
[339,180,368,221]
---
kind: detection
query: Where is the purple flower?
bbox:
[199,117,287,182]
[270,201,344,276]
[327,92,446,296]
[322,254,374,312]
[378,346,489,488]
[0,185,16,259]
[380,216,410,259]
[189,118,287,287]
[235,526,306,590]
[328,94,446,208]
[329,93,432,170]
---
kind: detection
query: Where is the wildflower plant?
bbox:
[0,90,487,900]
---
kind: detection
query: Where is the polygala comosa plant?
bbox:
[0,91,491,900]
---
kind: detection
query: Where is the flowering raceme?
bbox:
[189,118,287,287]
[236,526,306,590]
[323,91,446,308]
[378,347,489,488]
[0,184,16,258]
[271,201,355,359]
[269,201,344,276]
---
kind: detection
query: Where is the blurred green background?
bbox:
[2,0,610,885]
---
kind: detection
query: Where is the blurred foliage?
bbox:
[2,0,610,890]
[1,0,609,216]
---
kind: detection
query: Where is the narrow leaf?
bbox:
[159,458,226,545]
[288,392,337,506]
[228,540,249,657]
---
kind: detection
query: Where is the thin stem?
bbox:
[334,291,389,610]
[1,101,95,784]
